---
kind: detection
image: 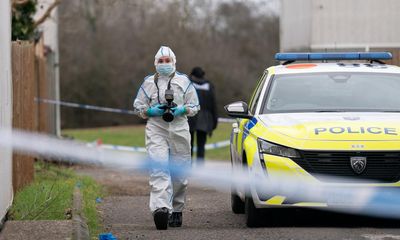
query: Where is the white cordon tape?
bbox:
[86,140,230,153]
[3,128,400,220]
[36,98,236,123]
[36,98,136,115]
[203,140,230,150]
[217,118,235,123]
[86,142,147,153]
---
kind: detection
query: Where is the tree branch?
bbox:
[11,0,30,12]
[33,0,61,28]
[12,0,30,7]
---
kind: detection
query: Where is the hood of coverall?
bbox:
[154,46,176,76]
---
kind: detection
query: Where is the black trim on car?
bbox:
[258,74,275,115]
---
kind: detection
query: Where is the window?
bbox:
[261,72,400,113]
[249,71,268,114]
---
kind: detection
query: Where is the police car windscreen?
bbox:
[262,72,400,113]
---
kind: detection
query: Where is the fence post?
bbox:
[371,48,400,66]
[12,41,36,192]
[36,39,50,133]
[389,49,400,66]
[46,52,57,135]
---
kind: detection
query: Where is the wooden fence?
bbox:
[12,41,36,192]
[364,48,400,65]
[11,40,56,192]
[37,56,50,132]
[382,48,400,66]
[35,36,57,134]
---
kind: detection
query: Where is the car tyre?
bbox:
[245,196,262,227]
[231,186,245,214]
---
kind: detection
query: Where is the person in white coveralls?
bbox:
[133,46,199,230]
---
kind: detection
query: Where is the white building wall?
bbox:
[0,0,14,223]
[281,0,400,51]
[280,0,312,51]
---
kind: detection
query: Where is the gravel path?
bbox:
[76,166,400,240]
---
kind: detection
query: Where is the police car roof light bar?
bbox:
[275,52,392,64]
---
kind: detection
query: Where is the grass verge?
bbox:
[9,161,104,238]
[63,122,233,161]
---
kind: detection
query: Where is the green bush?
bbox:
[12,0,37,41]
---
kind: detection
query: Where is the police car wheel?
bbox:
[231,186,245,214]
[245,196,261,227]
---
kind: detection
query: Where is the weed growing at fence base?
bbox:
[9,161,103,237]
[63,122,232,161]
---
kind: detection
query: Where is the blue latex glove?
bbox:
[146,104,165,117]
[172,106,187,117]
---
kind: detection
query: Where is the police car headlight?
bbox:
[258,139,300,158]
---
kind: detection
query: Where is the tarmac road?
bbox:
[76,166,400,240]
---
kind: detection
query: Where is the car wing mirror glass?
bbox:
[224,101,252,119]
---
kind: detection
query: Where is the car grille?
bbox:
[292,150,400,183]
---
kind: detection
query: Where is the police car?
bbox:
[225,52,400,227]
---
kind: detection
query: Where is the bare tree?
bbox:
[59,0,279,128]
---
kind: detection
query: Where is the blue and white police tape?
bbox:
[86,140,230,153]
[35,98,136,115]
[36,98,235,123]
[4,128,400,220]
[201,140,230,150]
[217,118,235,123]
[86,141,147,153]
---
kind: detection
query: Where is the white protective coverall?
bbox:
[133,46,200,214]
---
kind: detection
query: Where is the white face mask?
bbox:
[156,63,175,76]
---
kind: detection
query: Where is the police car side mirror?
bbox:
[224,101,253,119]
